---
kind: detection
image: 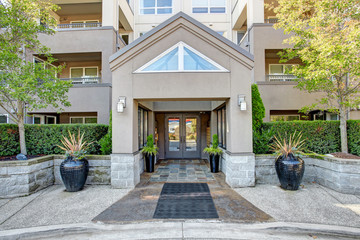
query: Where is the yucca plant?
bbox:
[204,134,223,156]
[58,130,92,160]
[269,131,306,157]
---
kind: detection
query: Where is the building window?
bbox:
[192,0,226,14]
[121,34,129,45]
[70,67,98,78]
[140,0,172,14]
[269,64,297,75]
[135,41,228,73]
[70,117,97,124]
[270,115,300,122]
[237,31,246,44]
[33,115,57,124]
[138,107,149,149]
[216,31,226,37]
[0,114,8,124]
[217,106,226,149]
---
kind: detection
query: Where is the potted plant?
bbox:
[203,134,223,173]
[58,130,92,192]
[141,134,158,173]
[270,131,306,190]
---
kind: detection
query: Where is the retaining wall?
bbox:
[0,155,110,198]
[255,155,360,195]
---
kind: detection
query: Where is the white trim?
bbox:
[70,116,98,124]
[134,41,229,73]
[70,67,99,78]
[0,114,9,124]
[33,115,57,124]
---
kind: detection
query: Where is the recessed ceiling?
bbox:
[56,3,102,16]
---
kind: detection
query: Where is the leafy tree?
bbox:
[0,0,72,155]
[271,0,360,153]
[251,84,265,131]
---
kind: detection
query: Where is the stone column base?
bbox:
[221,152,255,188]
[111,152,143,189]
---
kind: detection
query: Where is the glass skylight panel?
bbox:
[142,48,179,71]
[136,42,228,73]
[183,47,220,70]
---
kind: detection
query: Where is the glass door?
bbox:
[165,114,201,159]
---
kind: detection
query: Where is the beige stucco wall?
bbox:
[111,16,254,155]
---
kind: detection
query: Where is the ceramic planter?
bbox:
[144,153,155,173]
[209,154,220,173]
[275,153,305,190]
[60,156,89,192]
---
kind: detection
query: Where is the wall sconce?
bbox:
[238,94,247,111]
[117,97,126,113]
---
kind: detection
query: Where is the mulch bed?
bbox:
[0,155,46,161]
[330,152,360,159]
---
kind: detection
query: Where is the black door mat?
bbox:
[153,183,219,219]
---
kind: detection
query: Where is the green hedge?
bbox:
[0,124,108,156]
[255,120,360,155]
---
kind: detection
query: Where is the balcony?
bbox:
[56,22,102,30]
[61,77,100,84]
[266,74,298,82]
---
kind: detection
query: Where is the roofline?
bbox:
[109,12,254,63]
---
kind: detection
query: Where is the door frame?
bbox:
[164,113,201,159]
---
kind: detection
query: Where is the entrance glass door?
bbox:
[165,114,200,159]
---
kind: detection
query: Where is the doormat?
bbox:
[153,183,219,219]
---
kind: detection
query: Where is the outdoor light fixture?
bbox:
[117,96,126,113]
[238,95,247,111]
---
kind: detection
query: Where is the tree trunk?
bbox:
[339,105,348,153]
[17,102,27,155]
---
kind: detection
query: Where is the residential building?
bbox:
[1,0,358,188]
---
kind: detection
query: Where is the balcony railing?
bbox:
[266,74,298,82]
[61,77,100,84]
[264,18,279,24]
[56,22,102,29]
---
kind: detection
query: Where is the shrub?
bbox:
[347,120,360,156]
[253,127,274,154]
[0,124,108,156]
[251,84,265,131]
[99,111,112,155]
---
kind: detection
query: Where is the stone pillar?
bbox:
[222,152,255,187]
[111,153,142,188]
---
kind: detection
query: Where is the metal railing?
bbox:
[266,74,298,82]
[264,18,279,24]
[56,22,102,29]
[61,77,100,84]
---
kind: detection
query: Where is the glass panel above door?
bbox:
[185,118,197,151]
[168,118,180,151]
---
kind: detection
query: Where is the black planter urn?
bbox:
[60,156,89,192]
[209,154,220,173]
[275,153,305,190]
[145,154,155,173]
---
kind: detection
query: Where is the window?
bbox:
[140,0,172,14]
[70,117,97,124]
[0,114,8,124]
[237,31,246,44]
[270,115,300,122]
[70,67,98,78]
[121,34,129,45]
[217,105,226,149]
[269,64,297,75]
[192,0,226,13]
[135,42,228,73]
[33,115,57,124]
[216,31,226,37]
[138,107,149,149]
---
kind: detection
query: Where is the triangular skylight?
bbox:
[135,42,228,73]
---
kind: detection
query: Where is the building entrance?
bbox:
[165,113,201,159]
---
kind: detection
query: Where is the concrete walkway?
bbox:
[1,181,360,238]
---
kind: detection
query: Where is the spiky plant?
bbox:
[203,134,223,156]
[58,130,92,160]
[269,131,306,157]
[140,134,158,156]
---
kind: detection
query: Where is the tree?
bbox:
[271,0,360,153]
[251,84,265,131]
[0,0,72,155]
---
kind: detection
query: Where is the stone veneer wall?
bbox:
[0,156,54,198]
[0,155,111,198]
[255,155,360,195]
[111,152,144,189]
[220,151,255,188]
